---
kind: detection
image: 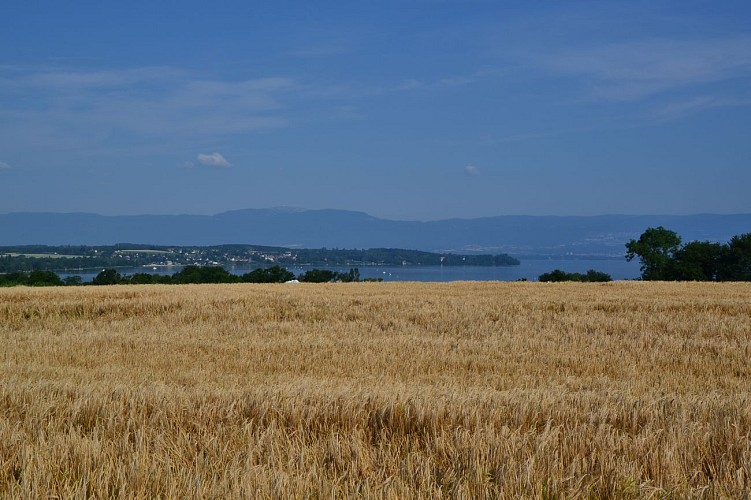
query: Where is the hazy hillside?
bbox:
[1,208,750,256]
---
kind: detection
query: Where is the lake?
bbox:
[57,258,641,283]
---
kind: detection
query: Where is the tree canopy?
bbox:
[538,269,612,282]
[625,226,681,280]
[0,270,64,287]
[626,228,751,281]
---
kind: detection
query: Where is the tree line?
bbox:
[538,269,612,282]
[4,227,750,286]
[0,244,520,275]
[626,227,751,281]
[536,227,751,282]
[0,265,378,287]
[0,254,116,274]
[89,266,378,285]
[292,248,519,266]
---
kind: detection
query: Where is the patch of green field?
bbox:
[116,250,172,254]
[2,253,86,259]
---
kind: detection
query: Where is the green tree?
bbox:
[128,273,158,285]
[171,265,238,284]
[538,269,570,282]
[265,265,295,283]
[93,269,122,285]
[584,269,612,282]
[0,272,26,286]
[298,269,337,283]
[241,265,294,283]
[337,268,361,282]
[670,241,724,281]
[538,269,611,282]
[625,227,682,280]
[25,270,64,286]
[724,233,751,281]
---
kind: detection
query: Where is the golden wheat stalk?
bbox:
[1,282,749,497]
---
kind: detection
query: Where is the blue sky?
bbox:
[1,1,750,220]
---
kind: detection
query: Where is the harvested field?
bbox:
[1,282,750,497]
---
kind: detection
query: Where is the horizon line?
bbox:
[2,208,751,221]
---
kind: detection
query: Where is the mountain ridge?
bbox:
[1,209,750,256]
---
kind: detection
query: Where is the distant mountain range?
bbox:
[2,208,750,257]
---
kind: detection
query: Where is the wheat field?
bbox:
[1,281,750,498]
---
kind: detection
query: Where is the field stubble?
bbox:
[1,281,750,498]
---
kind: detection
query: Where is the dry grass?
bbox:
[1,281,750,498]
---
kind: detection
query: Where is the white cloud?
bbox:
[0,64,497,158]
[464,165,481,176]
[197,152,232,168]
[180,77,295,101]
[0,161,10,170]
[540,35,751,101]
[438,76,475,87]
[0,66,295,146]
[653,96,751,121]
[290,44,352,57]
[25,66,181,89]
